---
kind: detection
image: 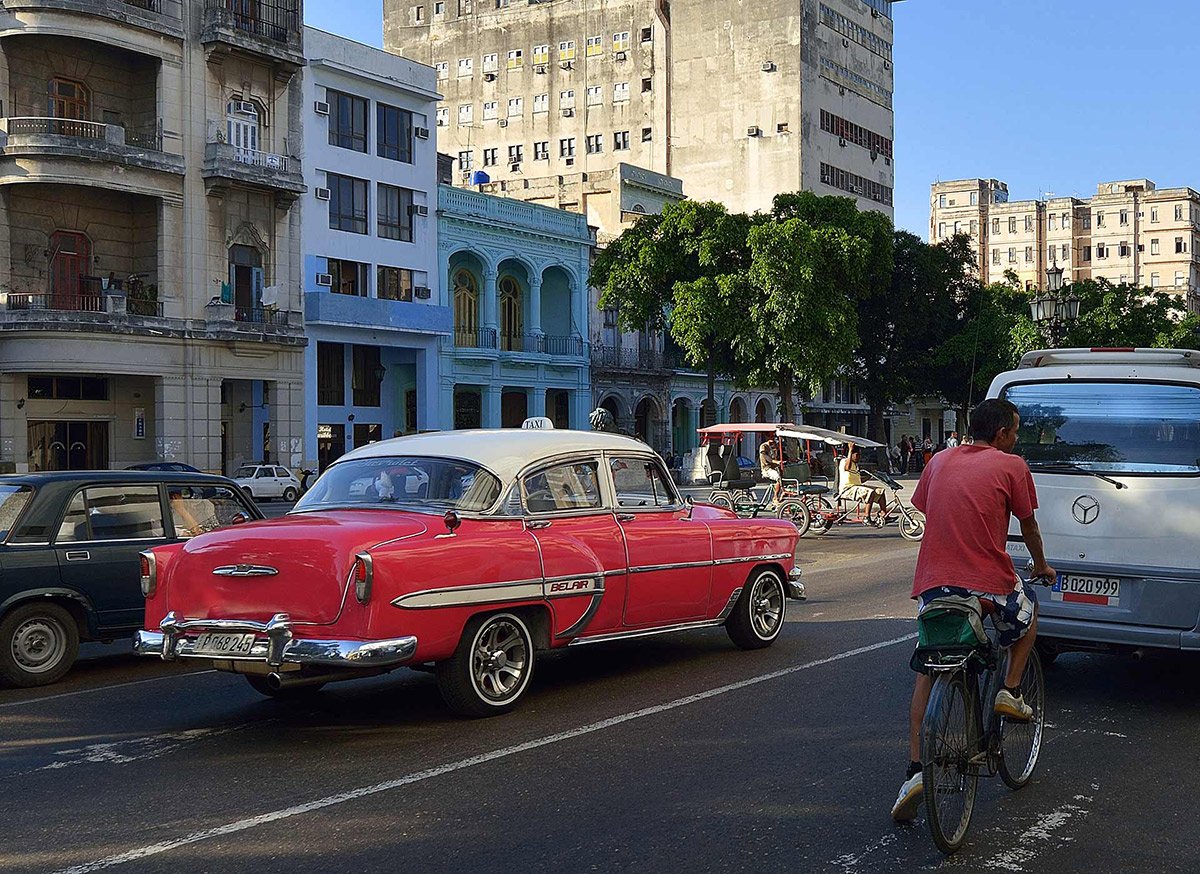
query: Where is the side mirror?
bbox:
[231,513,249,525]
[443,510,462,535]
[684,495,694,519]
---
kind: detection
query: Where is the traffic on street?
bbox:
[3,527,1199,873]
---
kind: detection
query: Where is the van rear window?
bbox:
[1003,381,1200,474]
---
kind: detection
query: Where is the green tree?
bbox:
[589,201,749,421]
[1011,279,1200,356]
[738,217,866,423]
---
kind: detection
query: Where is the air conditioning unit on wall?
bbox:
[414,285,432,299]
[313,100,330,115]
[415,127,431,139]
[314,187,331,200]
[315,273,333,287]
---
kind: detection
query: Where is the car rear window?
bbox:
[57,486,166,542]
[296,456,502,513]
[233,466,257,478]
[1004,381,1200,474]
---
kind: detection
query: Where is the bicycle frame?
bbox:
[926,635,1009,777]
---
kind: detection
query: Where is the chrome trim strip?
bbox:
[393,580,545,609]
[628,559,712,574]
[212,564,280,577]
[716,587,743,621]
[556,591,606,639]
[569,616,727,647]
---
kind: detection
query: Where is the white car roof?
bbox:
[1017,347,1199,369]
[337,429,657,483]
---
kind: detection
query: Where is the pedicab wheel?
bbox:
[725,568,787,650]
[732,492,757,517]
[777,498,811,537]
[923,673,979,854]
[709,491,734,511]
[899,510,926,542]
[998,647,1045,790]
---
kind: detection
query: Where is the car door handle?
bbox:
[526,519,552,530]
[64,550,90,562]
[616,513,635,523]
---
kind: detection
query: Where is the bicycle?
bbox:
[807,469,926,541]
[916,576,1053,855]
[706,472,812,536]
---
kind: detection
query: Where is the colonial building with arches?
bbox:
[437,185,592,431]
[0,0,307,473]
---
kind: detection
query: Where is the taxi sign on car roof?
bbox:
[521,417,555,430]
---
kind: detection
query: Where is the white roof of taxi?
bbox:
[336,429,657,483]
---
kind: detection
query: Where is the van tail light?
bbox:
[140,550,157,598]
[353,552,374,605]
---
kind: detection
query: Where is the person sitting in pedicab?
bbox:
[838,447,889,526]
[759,437,786,499]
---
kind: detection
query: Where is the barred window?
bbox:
[819,109,893,158]
[819,3,893,60]
[818,162,892,206]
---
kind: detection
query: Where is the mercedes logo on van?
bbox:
[1071,495,1101,525]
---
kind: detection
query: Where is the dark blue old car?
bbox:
[0,471,260,687]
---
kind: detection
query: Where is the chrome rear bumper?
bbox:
[134,611,418,669]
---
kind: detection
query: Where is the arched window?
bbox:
[498,275,523,351]
[226,97,261,159]
[453,269,479,346]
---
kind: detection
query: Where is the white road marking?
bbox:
[0,671,216,711]
[832,832,900,873]
[50,632,918,874]
[979,795,1093,872]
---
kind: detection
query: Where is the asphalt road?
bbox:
[3,528,1199,873]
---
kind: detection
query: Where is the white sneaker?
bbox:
[994,689,1033,722]
[891,772,923,822]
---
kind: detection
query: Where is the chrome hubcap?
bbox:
[11,617,67,673]
[472,619,528,702]
[750,576,783,639]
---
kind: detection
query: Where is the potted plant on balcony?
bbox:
[127,281,158,317]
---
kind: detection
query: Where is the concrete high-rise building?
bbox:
[931,178,1200,308]
[0,0,309,473]
[384,0,897,216]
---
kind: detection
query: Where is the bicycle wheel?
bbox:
[899,508,926,542]
[732,491,757,516]
[709,491,734,511]
[998,647,1045,789]
[923,673,979,855]
[805,495,835,535]
[776,498,811,537]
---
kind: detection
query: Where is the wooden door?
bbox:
[50,231,89,306]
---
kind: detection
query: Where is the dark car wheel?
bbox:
[0,602,80,687]
[436,611,535,717]
[726,568,786,650]
[282,487,298,502]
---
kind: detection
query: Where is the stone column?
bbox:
[571,277,586,340]
[271,374,306,470]
[188,376,224,473]
[529,387,546,418]
[481,267,498,336]
[159,199,186,319]
[528,276,543,338]
[0,373,21,473]
[570,389,592,431]
[154,375,189,463]
[483,385,502,428]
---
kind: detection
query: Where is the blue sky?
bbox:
[305,0,1200,236]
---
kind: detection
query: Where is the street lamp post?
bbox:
[1029,263,1081,347]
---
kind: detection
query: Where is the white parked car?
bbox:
[231,464,301,502]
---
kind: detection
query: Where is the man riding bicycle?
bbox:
[758,437,785,499]
[891,398,1055,822]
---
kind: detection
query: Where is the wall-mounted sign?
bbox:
[134,408,146,439]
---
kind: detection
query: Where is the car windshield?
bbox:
[1003,381,1200,474]
[0,485,32,539]
[294,456,503,513]
[233,466,258,478]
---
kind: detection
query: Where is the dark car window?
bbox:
[255,468,273,479]
[167,485,251,538]
[610,457,677,508]
[57,486,166,542]
[0,485,33,540]
[273,467,290,478]
[523,461,602,514]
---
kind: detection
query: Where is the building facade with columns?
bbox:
[0,0,308,473]
[300,28,446,471]
[437,184,592,430]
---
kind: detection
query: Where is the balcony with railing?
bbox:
[0,116,183,175]
[498,333,586,357]
[0,285,169,332]
[0,0,184,39]
[201,0,304,72]
[591,344,677,373]
[202,141,305,203]
[439,185,594,244]
[203,300,304,343]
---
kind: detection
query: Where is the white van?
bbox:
[988,348,1200,655]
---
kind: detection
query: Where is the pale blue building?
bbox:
[436,185,593,430]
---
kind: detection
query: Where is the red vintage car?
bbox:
[135,430,803,716]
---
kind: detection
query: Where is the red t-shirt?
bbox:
[910,444,1038,598]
